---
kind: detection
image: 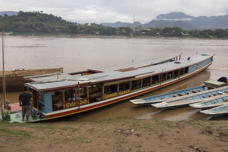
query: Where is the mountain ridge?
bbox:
[0,11,18,16]
[102,12,228,30]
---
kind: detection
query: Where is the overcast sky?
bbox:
[1,0,228,23]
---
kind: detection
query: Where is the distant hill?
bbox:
[102,21,142,28]
[103,21,132,27]
[145,13,228,30]
[0,11,227,38]
[0,11,80,33]
[103,12,228,30]
[156,12,194,21]
[0,11,118,35]
[0,11,18,16]
[144,20,195,29]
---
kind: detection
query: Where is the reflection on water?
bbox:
[3,36,228,122]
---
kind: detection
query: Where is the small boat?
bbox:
[130,86,208,105]
[190,94,228,109]
[5,53,213,122]
[200,103,228,116]
[131,77,228,106]
[0,68,63,91]
[152,86,228,108]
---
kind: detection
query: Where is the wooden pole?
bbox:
[1,32,6,118]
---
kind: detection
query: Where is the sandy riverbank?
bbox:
[0,117,227,152]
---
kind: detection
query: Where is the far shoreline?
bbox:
[8,33,228,40]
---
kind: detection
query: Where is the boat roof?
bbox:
[25,54,213,91]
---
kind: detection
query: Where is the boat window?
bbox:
[76,88,87,99]
[63,87,88,109]
[119,82,130,91]
[132,80,142,90]
[180,68,187,75]
[174,70,179,78]
[52,91,63,111]
[89,84,102,102]
[65,89,76,101]
[142,77,151,87]
[184,67,189,74]
[89,85,101,94]
[161,73,167,81]
[167,72,173,80]
[104,84,118,94]
[152,75,159,84]
[179,68,185,75]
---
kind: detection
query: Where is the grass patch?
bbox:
[0,128,30,137]
[26,123,56,130]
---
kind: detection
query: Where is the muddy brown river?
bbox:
[2,36,228,121]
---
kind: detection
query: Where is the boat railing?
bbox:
[64,99,89,109]
[103,90,131,100]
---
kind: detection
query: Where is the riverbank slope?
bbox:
[0,118,227,152]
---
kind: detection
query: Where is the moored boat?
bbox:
[131,77,228,106]
[5,53,213,122]
[130,86,208,105]
[152,86,228,109]
[0,68,63,91]
[189,94,228,109]
[200,103,228,116]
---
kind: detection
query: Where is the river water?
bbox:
[2,36,228,121]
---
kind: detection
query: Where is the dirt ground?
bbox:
[0,117,227,152]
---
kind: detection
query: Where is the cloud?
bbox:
[0,0,227,23]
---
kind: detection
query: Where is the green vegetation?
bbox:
[138,27,228,38]
[0,128,30,137]
[0,11,121,36]
[0,11,228,38]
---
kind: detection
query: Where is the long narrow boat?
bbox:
[152,86,228,109]
[130,86,208,105]
[200,103,228,116]
[189,94,228,109]
[6,53,213,122]
[132,76,227,106]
